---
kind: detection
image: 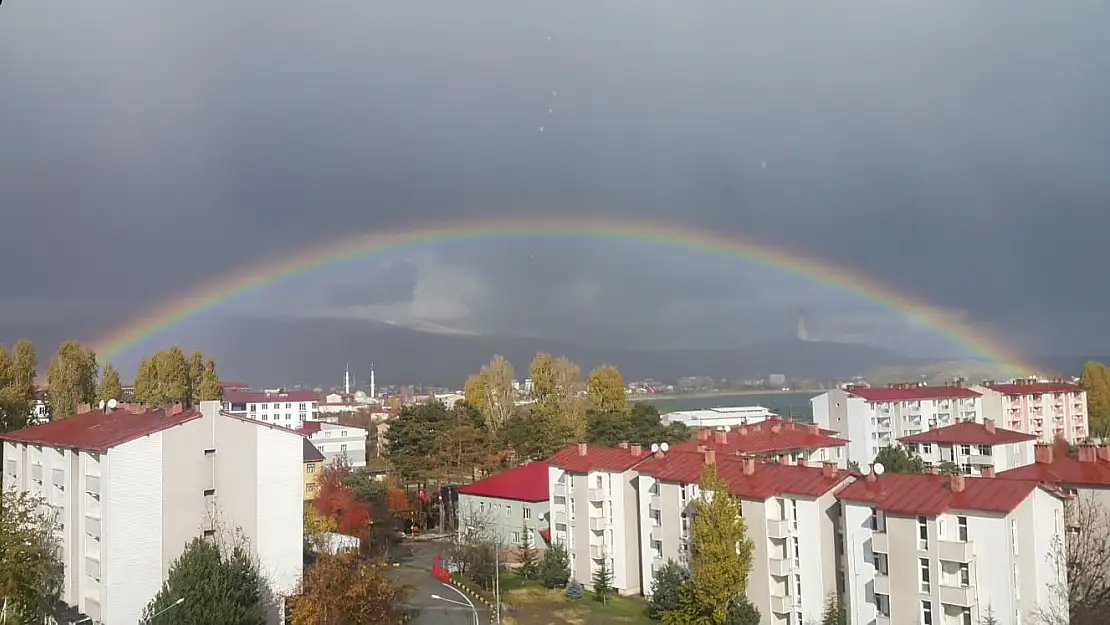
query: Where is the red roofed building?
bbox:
[222,388,321,427]
[999,443,1110,509]
[457,461,550,553]
[972,379,1089,443]
[546,442,649,595]
[1,400,305,625]
[899,419,1038,476]
[812,382,985,468]
[836,470,1067,625]
[635,449,851,621]
[672,417,850,468]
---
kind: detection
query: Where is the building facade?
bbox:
[974,381,1089,443]
[1000,443,1110,509]
[296,421,368,468]
[223,389,320,428]
[671,418,851,469]
[457,461,550,551]
[1,401,304,625]
[838,472,1067,625]
[662,406,777,429]
[302,438,325,501]
[899,420,1037,476]
[813,383,983,466]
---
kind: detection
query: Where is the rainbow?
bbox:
[92,217,1037,373]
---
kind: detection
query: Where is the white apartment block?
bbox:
[672,417,851,469]
[973,381,1089,443]
[1,400,304,625]
[899,419,1036,476]
[1001,443,1110,509]
[223,389,320,428]
[813,383,983,466]
[636,450,852,625]
[838,471,1067,625]
[547,443,646,594]
[298,421,368,468]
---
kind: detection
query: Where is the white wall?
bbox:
[255,425,304,597]
[842,503,877,625]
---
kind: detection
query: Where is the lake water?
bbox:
[636,392,820,422]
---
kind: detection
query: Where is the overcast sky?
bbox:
[2,0,1108,375]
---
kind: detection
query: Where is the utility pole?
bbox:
[494,534,502,624]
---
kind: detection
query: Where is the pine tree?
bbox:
[648,559,690,619]
[96,365,123,403]
[516,523,539,581]
[724,596,760,625]
[591,557,614,604]
[539,542,571,589]
[687,463,754,624]
[564,579,584,601]
[142,536,266,624]
[820,592,847,625]
[198,357,223,401]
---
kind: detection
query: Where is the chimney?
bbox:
[618,441,629,449]
[697,444,707,453]
[714,430,728,445]
[704,450,716,465]
[785,416,793,423]
[980,466,995,478]
[770,423,782,434]
[578,443,588,456]
[1098,445,1110,462]
[77,404,92,415]
[807,424,819,435]
[1034,443,1054,464]
[985,419,996,434]
[866,467,877,482]
[779,454,790,465]
[1078,444,1098,464]
[630,444,642,457]
[796,457,807,467]
[697,429,710,441]
[950,474,966,493]
[742,457,756,476]
[926,466,938,475]
[654,450,664,459]
[822,461,837,479]
[739,425,749,436]
[168,403,184,417]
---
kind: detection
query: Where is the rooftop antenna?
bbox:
[650,443,660,454]
[861,464,872,476]
[107,399,118,410]
[98,400,107,412]
[660,442,670,452]
[873,462,886,476]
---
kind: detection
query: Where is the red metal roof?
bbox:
[998,448,1110,487]
[987,382,1083,395]
[899,420,1036,445]
[546,444,648,472]
[457,461,550,502]
[847,383,981,402]
[298,422,323,436]
[672,418,848,455]
[637,452,847,498]
[836,473,1045,515]
[223,390,320,404]
[0,407,202,451]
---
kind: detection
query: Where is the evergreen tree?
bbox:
[873,444,925,474]
[96,364,123,403]
[724,596,760,625]
[564,579,584,601]
[142,536,267,624]
[592,557,614,604]
[820,592,847,625]
[186,351,205,406]
[198,357,223,401]
[647,559,690,620]
[516,523,539,581]
[539,542,571,589]
[45,340,98,419]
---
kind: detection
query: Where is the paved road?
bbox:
[391,540,489,625]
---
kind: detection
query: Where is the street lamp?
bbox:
[144,597,185,623]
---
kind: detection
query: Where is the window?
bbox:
[204,448,216,455]
[790,498,798,530]
[870,507,878,530]
[262,404,268,410]
[907,443,918,453]
[875,594,890,617]
[203,529,216,538]
[299,403,306,410]
[261,415,268,421]
[1012,520,1019,554]
[341,430,348,437]
[286,403,291,409]
[921,600,933,625]
[918,516,929,549]
[555,522,567,532]
[957,516,968,542]
[306,483,316,493]
[793,573,801,599]
[524,507,532,519]
[249,404,256,412]
[792,537,800,564]
[979,445,991,456]
[204,488,216,496]
[960,445,971,456]
[507,506,512,518]
[340,444,347,452]
[919,558,930,592]
[307,464,316,473]
[512,531,520,543]
[959,563,969,587]
[962,609,972,625]
[325,432,332,438]
[922,443,932,454]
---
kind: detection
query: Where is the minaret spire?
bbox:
[345,363,351,395]
[370,363,376,401]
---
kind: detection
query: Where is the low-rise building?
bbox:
[302,438,325,501]
[1,400,304,625]
[974,381,1089,443]
[662,406,776,429]
[837,471,1067,625]
[296,421,368,468]
[457,461,550,552]
[223,389,320,428]
[635,449,852,624]
[899,419,1037,476]
[672,417,850,468]
[547,443,647,594]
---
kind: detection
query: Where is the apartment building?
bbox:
[672,417,850,468]
[636,450,852,625]
[973,381,1089,443]
[296,421,368,468]
[547,443,646,594]
[0,401,304,625]
[838,471,1067,625]
[1000,443,1110,509]
[899,419,1037,476]
[303,438,325,501]
[457,461,550,551]
[813,383,982,466]
[223,389,320,428]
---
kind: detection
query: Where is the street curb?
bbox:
[448,578,497,624]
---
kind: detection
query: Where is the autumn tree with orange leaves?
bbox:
[290,551,409,625]
[313,458,370,536]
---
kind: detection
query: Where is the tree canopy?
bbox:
[291,551,408,625]
[45,340,98,419]
[1081,361,1110,437]
[463,354,516,432]
[0,488,64,623]
[142,535,268,625]
[96,364,123,404]
[0,340,38,432]
[587,364,629,414]
[873,444,925,474]
[134,348,222,406]
[587,402,689,447]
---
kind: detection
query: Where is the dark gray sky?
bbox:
[2,0,1108,376]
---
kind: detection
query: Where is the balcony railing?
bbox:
[769,595,791,615]
[968,454,994,466]
[588,489,605,503]
[31,464,43,481]
[85,474,100,494]
[939,584,976,606]
[650,524,662,542]
[767,519,790,539]
[938,540,974,563]
[874,573,889,595]
[650,494,661,510]
[768,558,790,577]
[589,516,608,532]
[871,532,889,553]
[589,544,606,560]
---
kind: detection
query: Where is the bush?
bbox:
[725,595,760,625]
[540,542,571,589]
[564,579,584,601]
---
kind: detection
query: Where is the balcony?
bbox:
[939,584,976,607]
[650,494,661,510]
[589,544,606,560]
[650,524,662,542]
[31,464,43,481]
[871,532,889,553]
[768,558,791,577]
[938,540,973,563]
[767,519,790,539]
[85,516,101,538]
[553,482,567,496]
[874,573,890,595]
[85,556,100,578]
[769,595,791,615]
[968,454,993,466]
[85,474,100,494]
[553,510,566,524]
[876,615,890,625]
[589,516,608,532]
[52,468,65,485]
[588,489,605,503]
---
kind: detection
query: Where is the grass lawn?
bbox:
[499,579,655,625]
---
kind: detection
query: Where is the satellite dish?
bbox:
[661,442,670,452]
[650,443,660,453]
[861,464,871,476]
[873,463,886,476]
[107,399,118,410]
[98,400,106,411]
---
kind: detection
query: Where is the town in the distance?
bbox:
[2,341,1109,625]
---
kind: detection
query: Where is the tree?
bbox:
[45,340,98,419]
[873,445,925,474]
[724,596,760,625]
[291,551,408,625]
[96,364,123,403]
[592,557,615,604]
[516,522,539,581]
[936,460,963,476]
[198,357,223,401]
[385,401,452,484]
[648,559,690,620]
[1080,361,1110,437]
[154,346,189,406]
[0,488,64,623]
[313,459,370,536]
[186,351,205,405]
[540,542,571,589]
[564,579,584,601]
[820,592,847,625]
[980,605,1000,625]
[134,356,157,404]
[463,355,516,432]
[304,505,338,552]
[1036,493,1110,625]
[502,409,565,461]
[588,364,629,415]
[0,340,38,432]
[587,403,689,447]
[142,535,267,624]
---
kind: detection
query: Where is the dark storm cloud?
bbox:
[325,260,418,307]
[2,0,1108,366]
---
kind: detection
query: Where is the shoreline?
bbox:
[634,389,820,401]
